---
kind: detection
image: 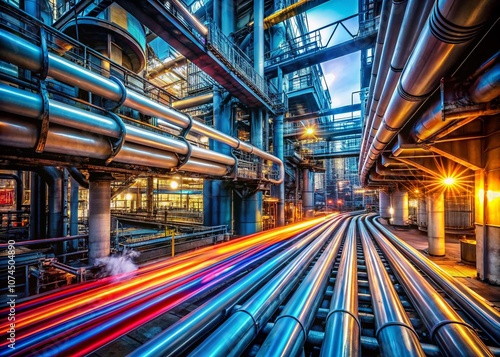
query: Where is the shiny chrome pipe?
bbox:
[190,218,347,357]
[256,219,350,357]
[130,216,339,357]
[0,115,229,176]
[371,217,500,345]
[361,0,498,182]
[365,218,493,356]
[359,218,425,357]
[320,218,359,356]
[0,29,284,183]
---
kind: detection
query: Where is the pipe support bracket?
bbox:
[429,320,475,343]
[35,80,50,153]
[108,76,127,111]
[273,315,307,343]
[105,111,126,165]
[325,309,362,332]
[172,136,192,171]
[375,321,419,340]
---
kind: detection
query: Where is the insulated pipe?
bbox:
[256,219,350,357]
[0,115,230,176]
[372,217,500,345]
[171,92,214,110]
[365,217,493,357]
[320,218,359,357]
[363,0,434,161]
[413,58,500,142]
[0,29,284,184]
[358,218,425,357]
[361,0,499,182]
[134,217,338,357]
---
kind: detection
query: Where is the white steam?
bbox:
[95,249,140,277]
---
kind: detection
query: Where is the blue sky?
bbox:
[307,0,361,107]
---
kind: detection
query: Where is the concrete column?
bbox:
[88,172,114,265]
[391,190,408,226]
[417,196,427,230]
[427,191,445,256]
[379,190,391,219]
[272,112,285,226]
[476,119,500,284]
[302,168,314,218]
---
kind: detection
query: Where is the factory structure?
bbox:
[0,0,499,355]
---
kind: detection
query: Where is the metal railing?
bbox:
[283,116,362,136]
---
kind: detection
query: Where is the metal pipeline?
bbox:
[146,55,188,80]
[171,92,214,109]
[413,55,500,142]
[361,0,498,182]
[130,216,339,357]
[362,0,433,162]
[0,28,284,184]
[0,115,230,176]
[255,219,350,357]
[358,217,425,357]
[67,167,89,189]
[320,218,359,356]
[362,0,408,163]
[371,217,500,345]
[365,218,493,356]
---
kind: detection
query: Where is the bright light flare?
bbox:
[443,177,455,186]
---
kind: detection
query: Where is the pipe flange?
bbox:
[325,309,361,332]
[172,136,193,171]
[179,113,193,137]
[429,320,475,343]
[38,27,49,80]
[273,315,307,343]
[108,76,127,111]
[35,81,50,153]
[105,111,126,165]
[375,321,419,340]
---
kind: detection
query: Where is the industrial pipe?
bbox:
[146,55,188,80]
[362,0,434,163]
[131,216,339,357]
[413,55,500,142]
[371,217,500,345]
[359,218,425,357]
[361,0,498,182]
[365,218,493,356]
[189,217,346,357]
[256,219,350,357]
[320,218,359,356]
[171,92,214,109]
[0,28,284,184]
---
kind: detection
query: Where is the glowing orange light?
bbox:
[443,177,455,186]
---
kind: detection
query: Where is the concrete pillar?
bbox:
[379,190,391,219]
[88,172,114,265]
[302,168,314,218]
[476,119,500,284]
[417,196,427,230]
[391,190,408,226]
[427,191,445,256]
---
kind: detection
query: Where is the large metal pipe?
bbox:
[365,217,493,356]
[0,29,284,184]
[171,92,214,110]
[413,56,500,142]
[371,217,500,345]
[133,217,338,357]
[362,0,408,162]
[0,115,229,176]
[256,219,350,357]
[320,218,359,356]
[302,168,314,218]
[146,56,188,80]
[359,218,425,357]
[361,0,498,182]
[362,0,434,162]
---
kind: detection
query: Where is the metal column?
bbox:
[427,191,445,256]
[88,172,114,265]
[379,190,391,219]
[302,168,314,218]
[69,177,79,250]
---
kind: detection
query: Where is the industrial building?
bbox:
[0,0,499,355]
